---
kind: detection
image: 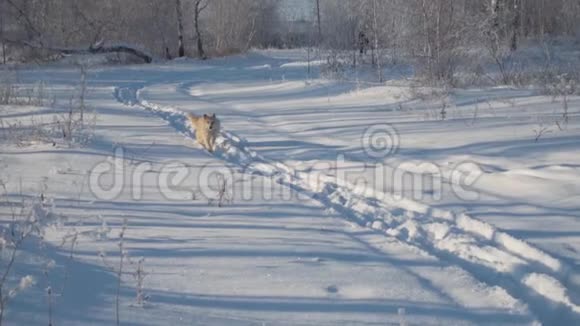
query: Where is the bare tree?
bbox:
[510,0,521,51]
[491,0,502,37]
[176,0,186,57]
[0,0,4,64]
[5,0,42,44]
[193,0,209,59]
[371,0,382,82]
[315,0,322,44]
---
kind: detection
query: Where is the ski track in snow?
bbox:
[113,83,580,324]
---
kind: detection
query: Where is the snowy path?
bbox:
[4,85,532,325]
[2,50,579,325]
[111,53,579,324]
[109,85,532,324]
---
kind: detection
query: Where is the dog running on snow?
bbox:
[187,113,221,152]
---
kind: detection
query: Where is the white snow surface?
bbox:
[1,49,579,325]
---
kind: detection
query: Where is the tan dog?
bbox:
[187,113,220,152]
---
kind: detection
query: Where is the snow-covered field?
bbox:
[1,49,579,325]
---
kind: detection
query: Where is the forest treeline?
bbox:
[1,0,579,83]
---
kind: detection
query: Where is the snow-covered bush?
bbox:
[0,66,96,148]
[543,73,579,125]
[0,71,55,107]
[0,185,56,325]
[99,219,136,325]
[545,73,579,97]
[130,257,149,307]
[320,51,347,80]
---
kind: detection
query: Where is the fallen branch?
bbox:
[3,39,153,63]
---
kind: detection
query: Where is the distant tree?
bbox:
[510,0,520,51]
[315,0,322,44]
[176,0,186,57]
[371,0,382,81]
[0,0,5,64]
[193,0,209,59]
